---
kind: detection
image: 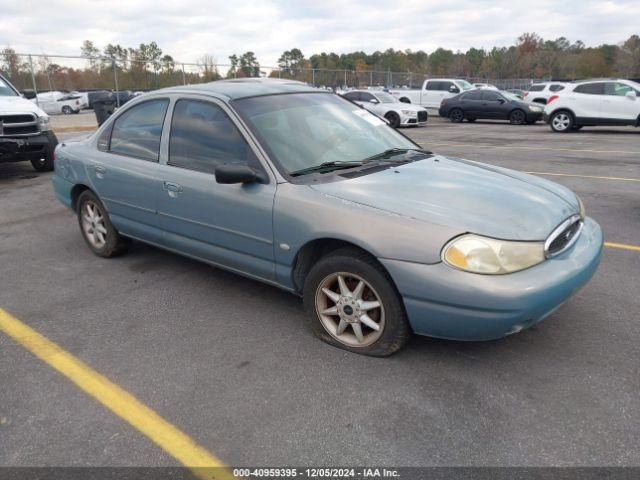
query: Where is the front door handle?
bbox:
[163,181,183,198]
[94,165,106,178]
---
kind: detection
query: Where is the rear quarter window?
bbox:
[528,85,545,92]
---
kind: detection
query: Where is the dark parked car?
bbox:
[439,90,543,125]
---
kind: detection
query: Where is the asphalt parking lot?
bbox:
[1,117,639,471]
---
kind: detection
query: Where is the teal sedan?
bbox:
[52,79,603,356]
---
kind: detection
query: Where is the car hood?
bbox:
[310,155,579,240]
[388,103,425,112]
[0,95,46,117]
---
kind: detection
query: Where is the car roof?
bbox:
[155,78,320,100]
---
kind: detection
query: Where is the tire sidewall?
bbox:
[76,190,124,257]
[302,250,410,356]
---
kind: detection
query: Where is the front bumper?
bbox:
[381,217,603,341]
[400,111,428,127]
[0,131,58,163]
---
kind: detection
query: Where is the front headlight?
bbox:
[528,105,542,112]
[38,116,51,131]
[401,110,417,116]
[442,234,545,274]
[577,195,586,220]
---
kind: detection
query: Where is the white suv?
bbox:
[524,82,567,104]
[544,79,640,133]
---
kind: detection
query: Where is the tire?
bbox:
[509,109,526,125]
[62,105,72,115]
[30,148,54,172]
[303,247,411,357]
[76,190,129,258]
[385,111,401,128]
[549,111,574,133]
[449,108,464,123]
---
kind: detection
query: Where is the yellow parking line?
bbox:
[605,242,640,252]
[0,308,233,480]
[524,171,640,183]
[422,141,640,155]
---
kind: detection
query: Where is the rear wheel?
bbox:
[550,111,574,133]
[77,190,129,258]
[303,248,410,356]
[509,109,526,125]
[385,111,401,128]
[449,108,464,123]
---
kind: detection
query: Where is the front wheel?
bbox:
[385,111,401,128]
[62,105,72,115]
[77,190,129,258]
[550,111,574,133]
[303,248,410,356]
[509,109,526,125]
[449,108,464,123]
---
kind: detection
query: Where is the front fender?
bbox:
[273,183,461,288]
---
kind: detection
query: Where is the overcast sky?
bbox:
[1,0,637,67]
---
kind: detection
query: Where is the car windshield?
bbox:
[501,91,521,101]
[233,93,417,175]
[0,76,18,97]
[375,92,397,103]
[458,80,474,91]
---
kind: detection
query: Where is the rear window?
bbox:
[528,84,545,92]
[549,85,565,92]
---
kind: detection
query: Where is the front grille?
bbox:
[545,216,583,257]
[0,114,39,136]
[417,111,428,122]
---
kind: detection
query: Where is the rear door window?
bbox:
[343,92,361,102]
[426,81,441,91]
[549,84,565,92]
[574,83,605,95]
[109,99,169,161]
[462,91,482,100]
[481,91,501,101]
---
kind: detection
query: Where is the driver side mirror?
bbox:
[369,98,379,104]
[497,98,505,104]
[215,164,264,184]
[626,90,637,100]
[450,86,460,93]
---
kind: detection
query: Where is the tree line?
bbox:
[1,33,638,92]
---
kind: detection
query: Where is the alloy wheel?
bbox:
[552,113,571,131]
[315,272,385,347]
[81,201,108,249]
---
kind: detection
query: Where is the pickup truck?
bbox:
[389,78,475,108]
[0,73,58,171]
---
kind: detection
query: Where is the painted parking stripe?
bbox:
[525,171,640,183]
[0,308,233,480]
[421,141,640,155]
[605,242,640,252]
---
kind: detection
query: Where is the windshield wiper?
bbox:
[289,160,365,177]
[361,148,431,164]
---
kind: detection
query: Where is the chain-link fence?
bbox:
[1,52,550,109]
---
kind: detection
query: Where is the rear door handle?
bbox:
[163,181,183,198]
[94,165,106,178]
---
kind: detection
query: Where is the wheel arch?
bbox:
[70,183,93,212]
[399,97,411,103]
[291,238,392,294]
[548,107,576,121]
